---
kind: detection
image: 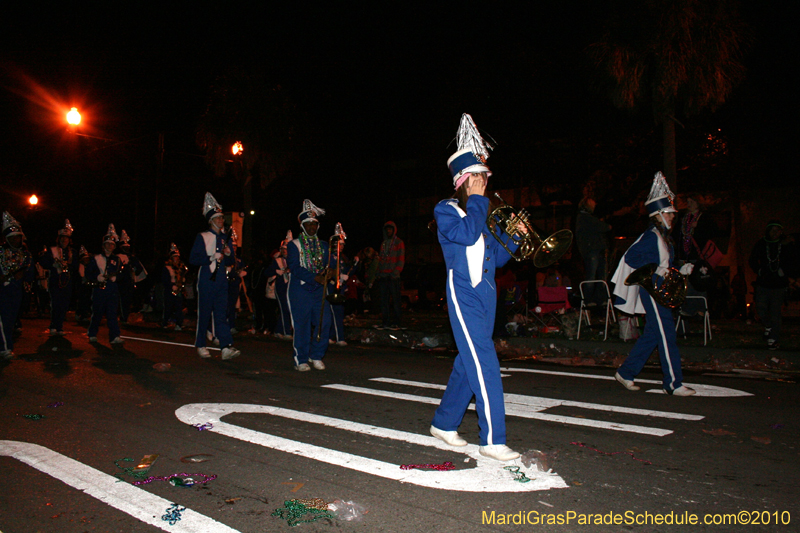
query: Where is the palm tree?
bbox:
[588,0,750,190]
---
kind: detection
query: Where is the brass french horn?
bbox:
[315,223,346,341]
[624,263,687,308]
[487,193,573,268]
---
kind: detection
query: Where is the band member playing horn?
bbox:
[86,224,124,345]
[38,219,78,335]
[190,192,240,360]
[429,114,524,462]
[287,200,336,371]
[115,230,147,323]
[611,172,695,396]
[1,212,34,359]
[162,243,187,330]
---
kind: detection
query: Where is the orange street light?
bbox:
[66,107,81,126]
[29,194,39,206]
[232,141,243,156]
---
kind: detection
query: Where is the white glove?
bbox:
[699,266,709,275]
[655,266,669,278]
[340,274,349,282]
[213,252,223,261]
[679,264,694,276]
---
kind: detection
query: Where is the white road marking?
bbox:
[120,336,221,351]
[175,403,568,493]
[499,367,753,397]
[324,384,678,436]
[371,378,703,420]
[0,440,240,532]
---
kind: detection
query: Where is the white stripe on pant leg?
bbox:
[647,291,676,389]
[194,276,203,347]
[0,315,8,352]
[287,291,300,365]
[448,269,494,444]
[330,303,340,341]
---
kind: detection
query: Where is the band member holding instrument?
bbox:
[75,245,92,323]
[162,243,186,330]
[1,212,34,359]
[190,192,240,360]
[269,231,293,339]
[611,172,695,396]
[116,230,147,323]
[429,114,523,462]
[38,219,78,335]
[86,224,125,345]
[287,200,335,371]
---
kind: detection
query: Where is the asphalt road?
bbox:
[1,319,798,532]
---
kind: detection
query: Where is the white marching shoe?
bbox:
[479,444,520,462]
[615,372,640,391]
[221,346,241,360]
[197,347,211,358]
[310,359,326,370]
[430,425,468,447]
[671,385,696,396]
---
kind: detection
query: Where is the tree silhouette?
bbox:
[588,0,750,190]
[196,66,300,258]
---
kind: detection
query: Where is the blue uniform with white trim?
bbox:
[86,253,122,341]
[613,225,685,392]
[190,229,235,349]
[431,195,516,446]
[287,235,331,365]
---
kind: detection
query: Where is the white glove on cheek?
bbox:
[679,264,694,275]
[655,266,669,278]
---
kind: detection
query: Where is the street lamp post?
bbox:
[231,142,252,262]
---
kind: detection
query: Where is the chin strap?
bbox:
[658,212,671,231]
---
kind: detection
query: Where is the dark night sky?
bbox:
[1,2,796,261]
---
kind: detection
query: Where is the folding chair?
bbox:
[577,280,617,340]
[675,295,712,345]
[531,286,571,328]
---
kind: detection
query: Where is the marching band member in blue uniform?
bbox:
[430,114,523,462]
[328,238,353,346]
[38,219,78,335]
[269,231,293,339]
[87,224,124,345]
[115,230,147,323]
[611,172,696,396]
[162,243,186,330]
[287,200,335,371]
[225,230,245,334]
[75,245,93,323]
[1,212,34,359]
[190,192,240,360]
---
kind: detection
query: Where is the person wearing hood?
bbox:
[375,220,404,330]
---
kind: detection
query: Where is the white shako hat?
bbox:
[103,224,119,245]
[446,113,494,189]
[169,243,180,257]
[644,171,678,217]
[203,192,224,222]
[119,229,131,246]
[58,219,74,237]
[2,211,23,238]
[298,199,325,224]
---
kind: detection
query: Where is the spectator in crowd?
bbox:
[749,221,797,350]
[374,221,405,330]
[575,197,611,307]
[677,196,717,318]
